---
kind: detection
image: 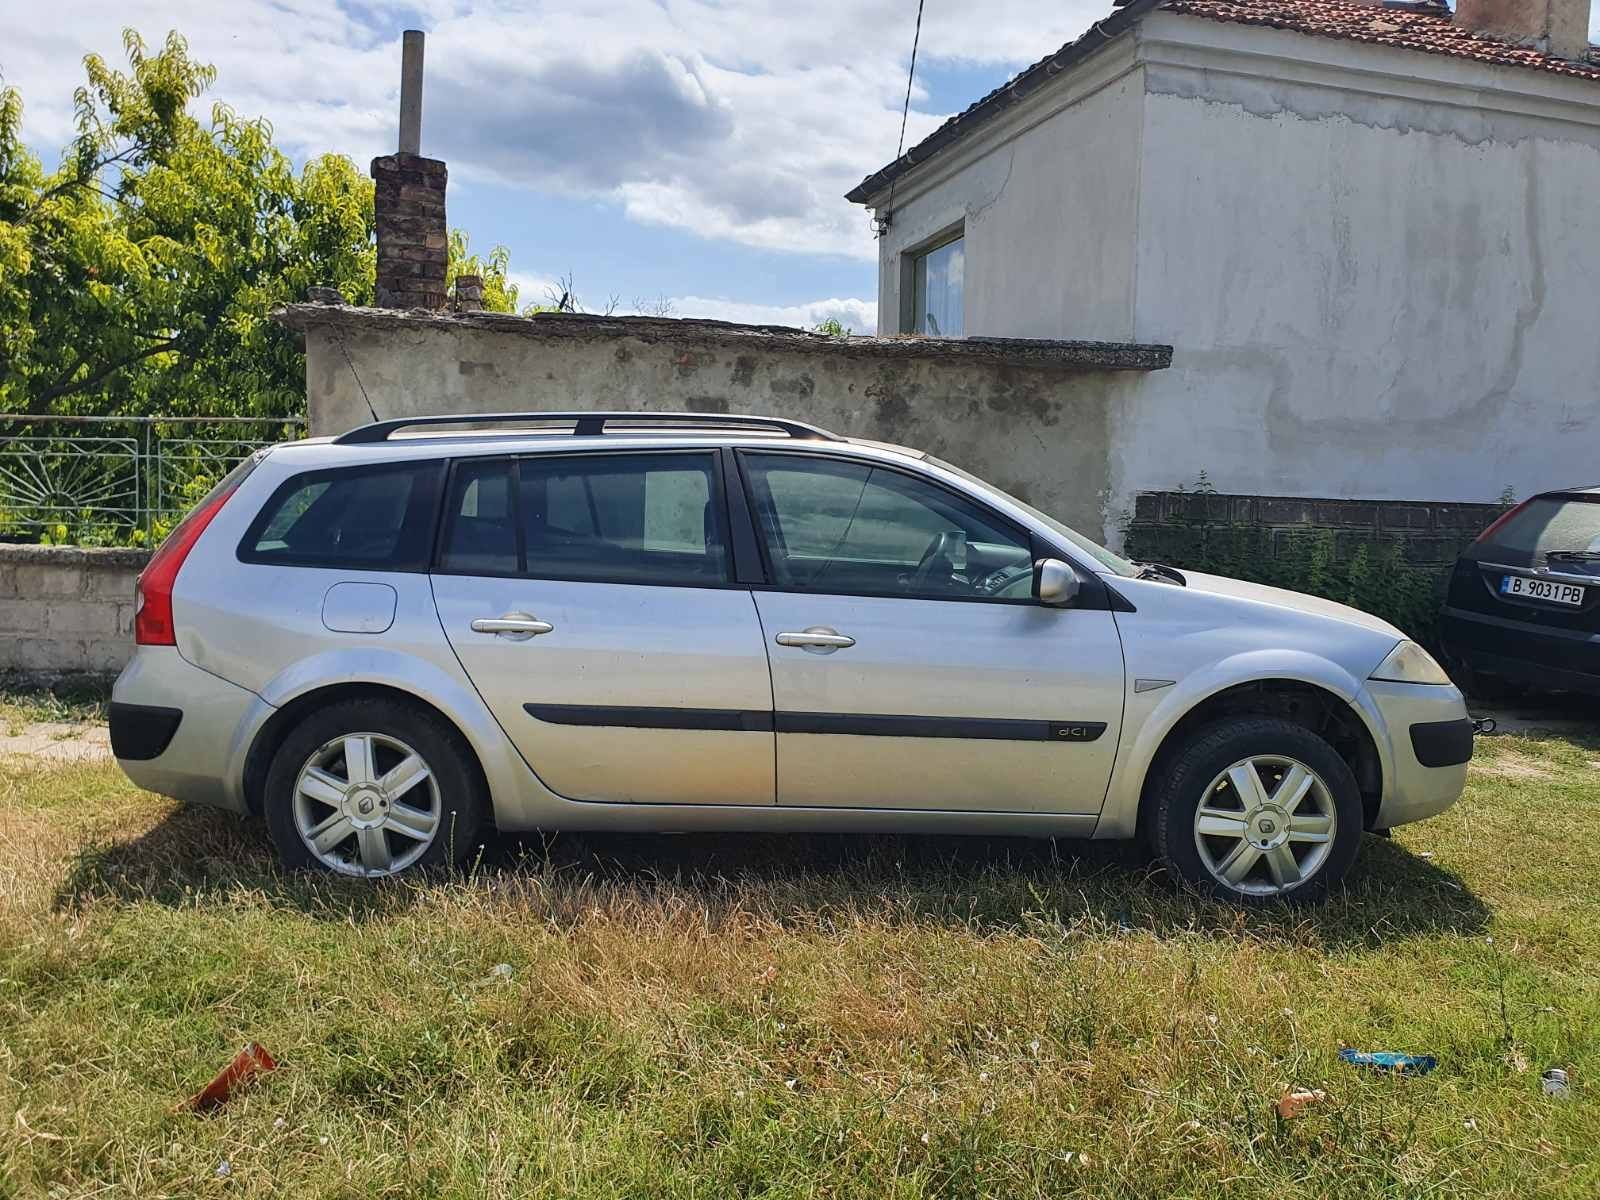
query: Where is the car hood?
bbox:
[1177,569,1406,639]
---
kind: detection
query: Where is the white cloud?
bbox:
[0,0,1110,260]
[505,274,876,332]
[506,271,565,309]
[644,295,877,334]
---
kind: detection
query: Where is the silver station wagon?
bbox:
[111,412,1473,902]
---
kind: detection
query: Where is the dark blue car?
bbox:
[1441,486,1600,698]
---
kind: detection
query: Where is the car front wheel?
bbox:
[264,697,485,879]
[1151,718,1363,904]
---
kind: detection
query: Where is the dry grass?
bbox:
[0,686,108,737]
[2,729,1599,1198]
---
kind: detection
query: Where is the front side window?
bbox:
[911,234,963,337]
[741,453,1034,601]
[241,461,442,570]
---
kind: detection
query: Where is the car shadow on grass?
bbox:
[54,802,1490,949]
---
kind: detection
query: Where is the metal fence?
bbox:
[0,414,306,545]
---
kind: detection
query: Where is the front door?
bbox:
[431,451,774,806]
[739,451,1124,812]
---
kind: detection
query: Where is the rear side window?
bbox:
[435,452,728,586]
[437,459,518,575]
[240,461,444,570]
[1482,496,1600,565]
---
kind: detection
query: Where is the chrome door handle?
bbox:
[775,626,855,653]
[470,612,554,641]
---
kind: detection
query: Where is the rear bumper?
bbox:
[1365,681,1471,830]
[111,646,273,813]
[1441,606,1600,695]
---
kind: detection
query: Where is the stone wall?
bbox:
[275,304,1172,543]
[1126,491,1506,565]
[0,545,148,685]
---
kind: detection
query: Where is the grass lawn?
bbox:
[2,729,1598,1198]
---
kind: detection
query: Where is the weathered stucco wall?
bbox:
[873,39,1145,342]
[860,15,1600,539]
[1106,15,1600,525]
[292,309,1166,541]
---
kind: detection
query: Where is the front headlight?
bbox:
[1370,640,1452,685]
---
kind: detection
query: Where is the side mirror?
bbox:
[1035,558,1080,607]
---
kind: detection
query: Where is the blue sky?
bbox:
[0,0,1113,331]
[11,2,1594,329]
[446,56,1020,316]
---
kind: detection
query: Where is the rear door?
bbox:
[430,450,775,806]
[1446,492,1600,676]
[737,450,1125,813]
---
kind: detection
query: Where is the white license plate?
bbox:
[1501,575,1585,607]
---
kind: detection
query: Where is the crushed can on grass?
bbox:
[1338,1048,1437,1076]
[182,1042,279,1113]
[1542,1068,1570,1098]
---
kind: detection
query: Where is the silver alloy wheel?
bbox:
[292,732,442,877]
[1193,754,1337,896]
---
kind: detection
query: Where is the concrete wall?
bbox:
[0,545,146,685]
[295,309,1164,540]
[873,38,1145,342]
[1107,15,1600,526]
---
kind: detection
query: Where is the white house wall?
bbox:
[873,46,1146,342]
[1107,15,1600,532]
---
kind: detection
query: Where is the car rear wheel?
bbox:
[264,697,485,878]
[1152,718,1363,904]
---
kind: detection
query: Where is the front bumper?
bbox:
[1365,680,1472,829]
[111,646,272,813]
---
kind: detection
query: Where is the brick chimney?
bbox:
[1454,0,1594,61]
[373,30,448,309]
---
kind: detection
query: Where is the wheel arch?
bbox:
[243,681,491,819]
[1133,677,1385,842]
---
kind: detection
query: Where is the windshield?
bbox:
[1481,495,1600,569]
[925,456,1139,577]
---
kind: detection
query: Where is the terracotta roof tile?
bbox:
[1163,0,1600,81]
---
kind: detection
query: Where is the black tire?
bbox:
[264,696,486,878]
[1151,717,1363,905]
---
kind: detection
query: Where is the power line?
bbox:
[877,0,926,237]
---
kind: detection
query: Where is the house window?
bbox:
[911,234,964,337]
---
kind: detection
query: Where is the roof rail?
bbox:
[332,411,843,445]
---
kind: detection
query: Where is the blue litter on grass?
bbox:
[1338,1048,1437,1075]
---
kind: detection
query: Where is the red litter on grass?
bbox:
[183,1043,279,1113]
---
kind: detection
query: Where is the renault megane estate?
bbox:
[110,411,1472,902]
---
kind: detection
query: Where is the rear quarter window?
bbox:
[238,461,444,570]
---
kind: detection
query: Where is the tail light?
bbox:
[134,460,257,645]
[1471,498,1532,547]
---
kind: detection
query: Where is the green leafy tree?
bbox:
[0,32,375,417]
[1,29,536,420]
[445,230,520,314]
